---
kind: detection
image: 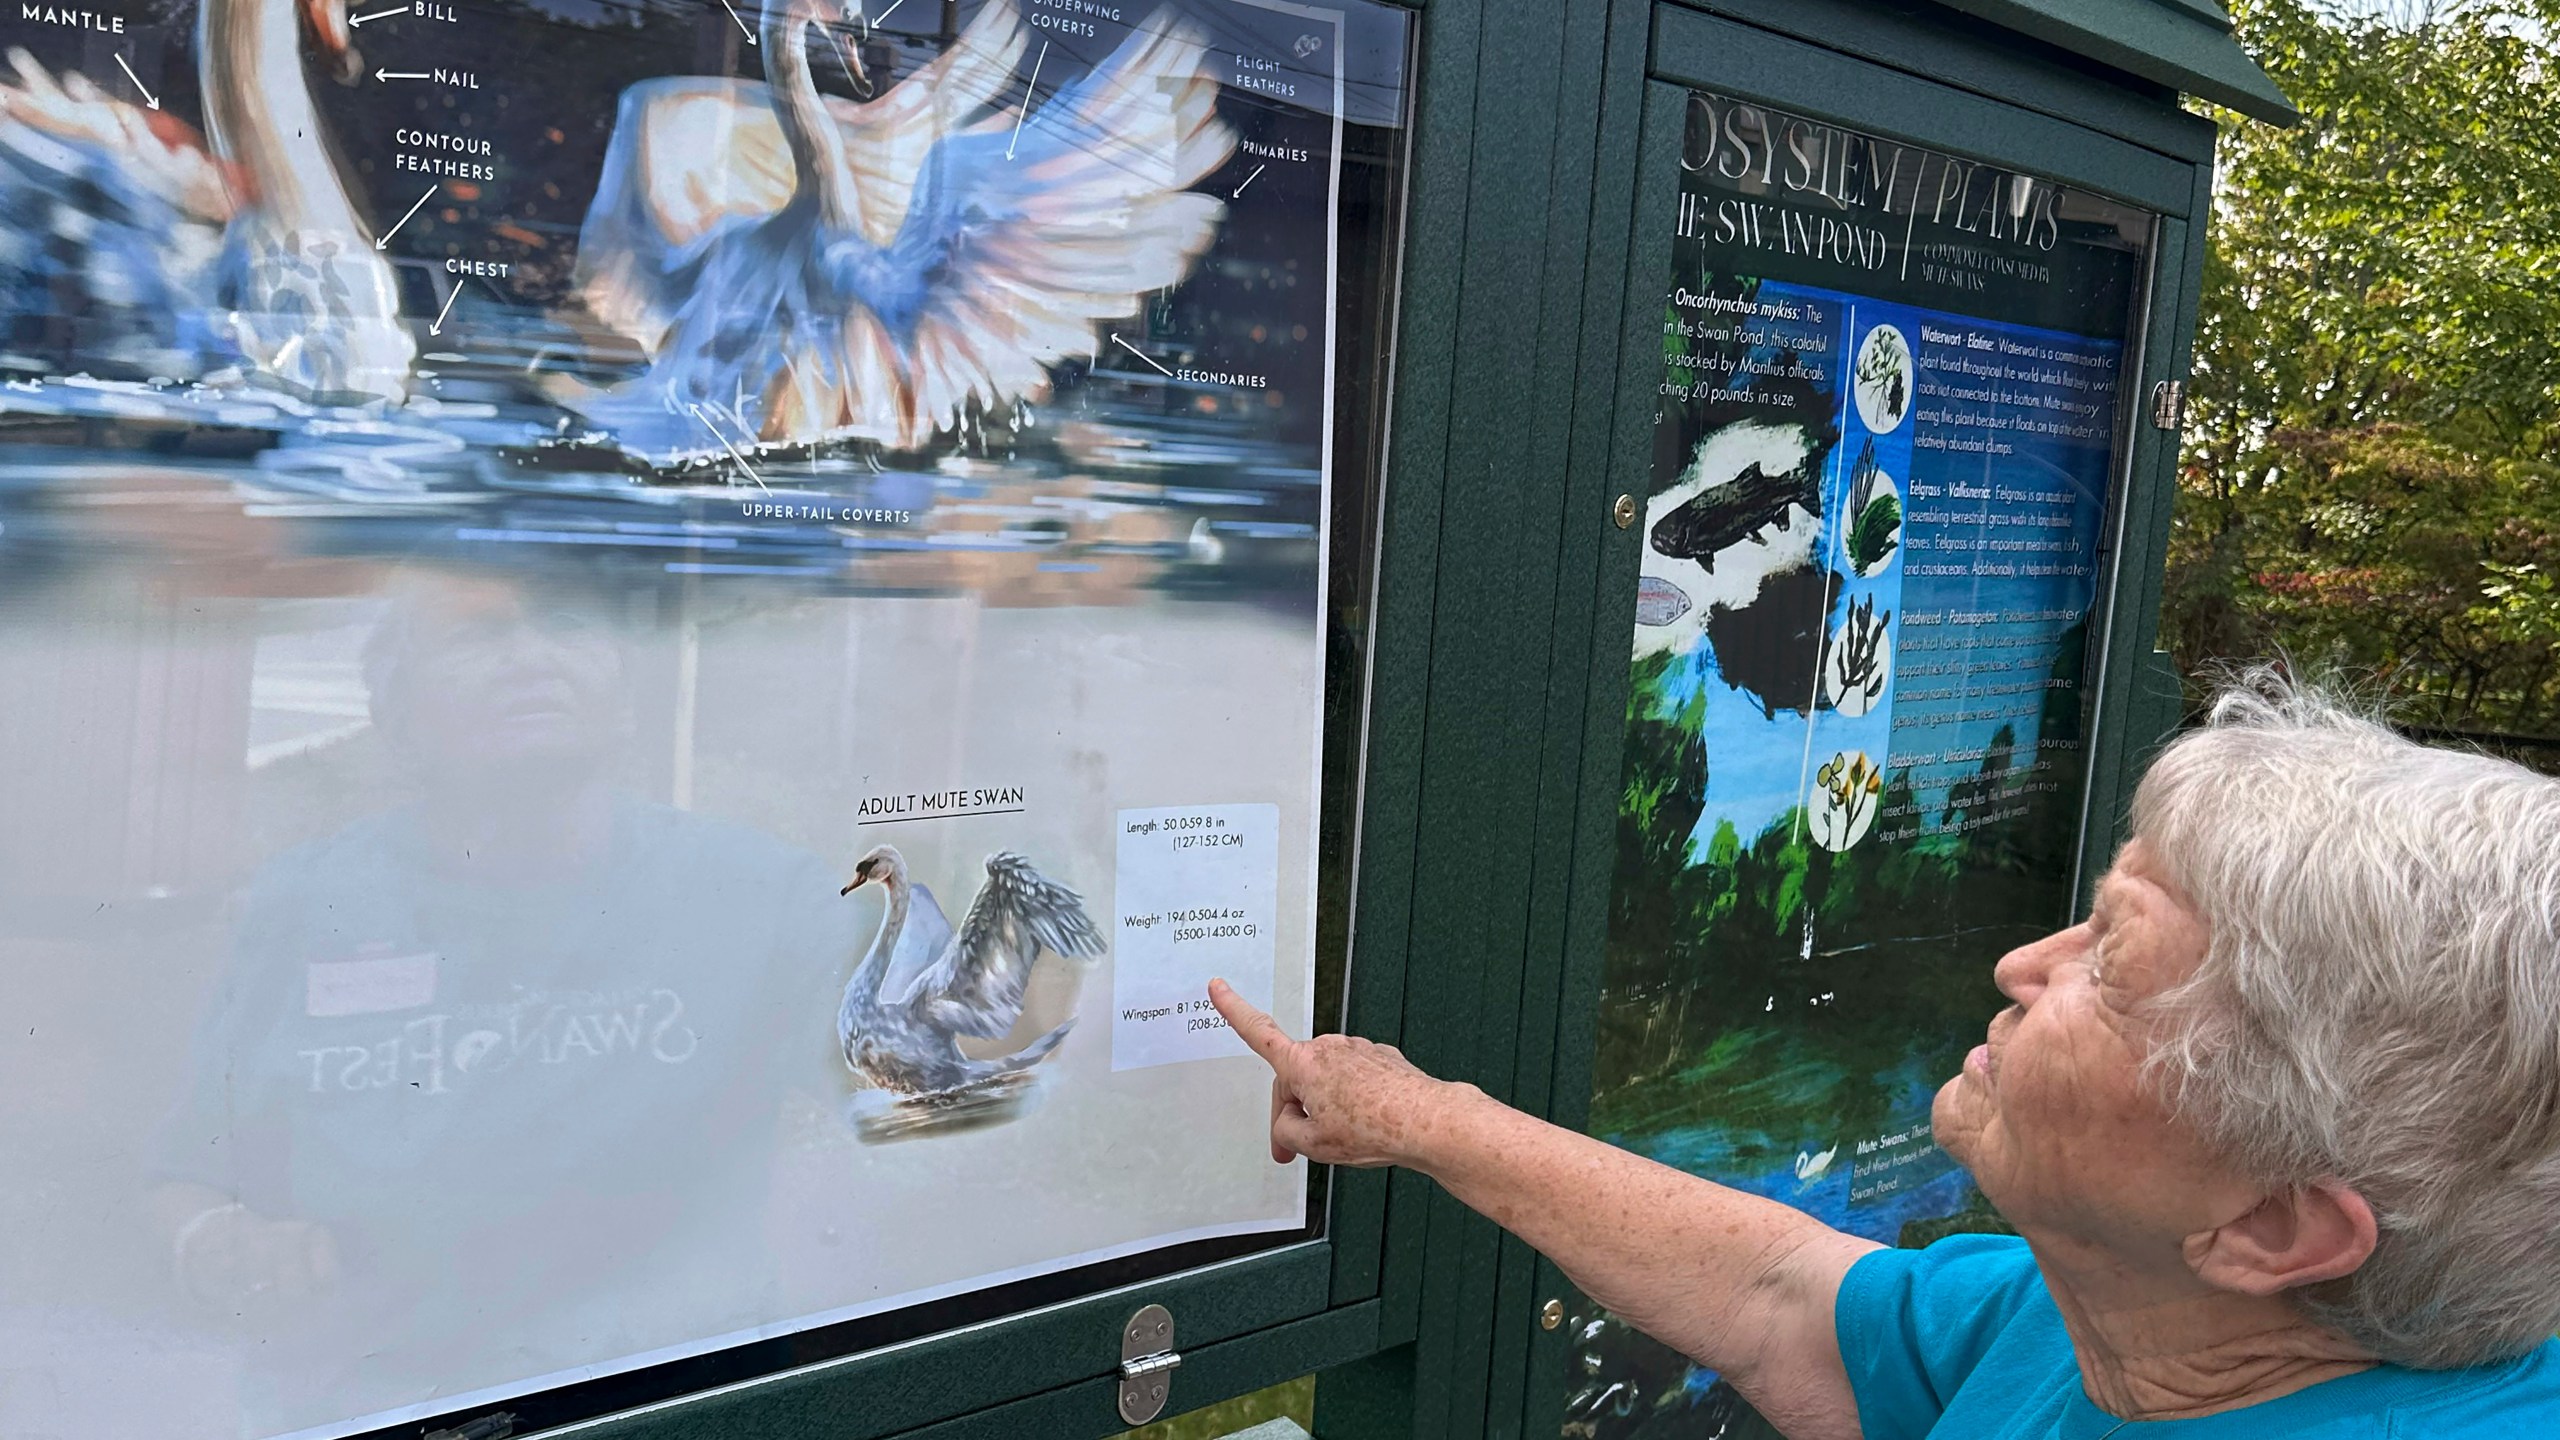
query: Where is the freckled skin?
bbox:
[1211,978,1876,1440]
[1211,840,2384,1437]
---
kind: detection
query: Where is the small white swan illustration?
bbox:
[1794,1142,1840,1182]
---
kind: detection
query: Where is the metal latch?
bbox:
[2149,379,2186,432]
[1117,1303,1180,1425]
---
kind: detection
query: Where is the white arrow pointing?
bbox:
[428,283,459,336]
[1231,163,1265,199]
[691,405,771,491]
[349,4,404,25]
[1006,41,1049,161]
[719,0,758,43]
[375,69,429,82]
[375,184,437,250]
[1109,333,1174,378]
[113,55,159,110]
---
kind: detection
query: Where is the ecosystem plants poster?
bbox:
[1562,92,2150,1439]
[0,1,1409,1436]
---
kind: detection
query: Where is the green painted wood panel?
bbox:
[559,1246,1331,1440]
[1680,0,2220,163]
[1927,0,2295,123]
[1651,5,2200,216]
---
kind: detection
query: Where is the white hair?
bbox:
[2131,671,2560,1368]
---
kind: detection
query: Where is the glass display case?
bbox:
[0,1,1409,1434]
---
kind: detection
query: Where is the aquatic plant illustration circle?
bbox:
[1824,603,1894,718]
[1809,749,1884,852]
[1846,469,1903,579]
[1852,324,1912,435]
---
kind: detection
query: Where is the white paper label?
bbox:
[1112,803,1279,1070]
[305,951,439,1017]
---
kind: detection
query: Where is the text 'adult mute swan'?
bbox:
[572,0,1234,458]
[837,843,1105,1104]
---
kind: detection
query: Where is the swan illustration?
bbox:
[571,0,1234,457]
[0,0,412,401]
[0,49,237,380]
[202,0,414,403]
[1794,1142,1840,1182]
[836,842,1106,1101]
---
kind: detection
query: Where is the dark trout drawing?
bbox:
[1648,460,1823,573]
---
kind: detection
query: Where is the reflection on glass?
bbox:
[145,566,855,1421]
[0,0,1412,1431]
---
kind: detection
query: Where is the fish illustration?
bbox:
[1634,575,1693,627]
[1647,460,1822,572]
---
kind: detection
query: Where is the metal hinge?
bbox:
[2149,379,2186,432]
[1117,1303,1181,1426]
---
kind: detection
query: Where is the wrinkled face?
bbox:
[1933,840,2242,1254]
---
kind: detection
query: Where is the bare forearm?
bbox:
[1202,979,1869,1434]
[1403,1084,1874,1430]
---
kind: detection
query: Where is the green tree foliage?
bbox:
[2174,0,2560,731]
[1117,1377,1314,1440]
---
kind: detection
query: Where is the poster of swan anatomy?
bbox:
[1560,94,2146,1438]
[0,0,1408,1431]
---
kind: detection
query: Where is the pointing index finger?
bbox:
[1208,978,1295,1068]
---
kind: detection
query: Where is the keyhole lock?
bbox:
[1612,493,1637,529]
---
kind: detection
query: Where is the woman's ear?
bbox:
[2184,1178,2378,1297]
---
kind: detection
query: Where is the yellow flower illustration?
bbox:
[1813,750,1884,853]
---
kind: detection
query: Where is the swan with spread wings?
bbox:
[837,843,1106,1100]
[572,0,1235,458]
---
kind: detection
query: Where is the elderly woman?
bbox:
[1210,679,2560,1436]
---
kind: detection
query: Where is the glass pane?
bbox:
[0,0,1412,1434]
[1567,89,2154,1437]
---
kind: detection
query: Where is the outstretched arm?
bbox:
[1209,980,1875,1440]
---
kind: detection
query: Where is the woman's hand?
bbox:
[1208,977,1476,1169]
[1208,978,1869,1440]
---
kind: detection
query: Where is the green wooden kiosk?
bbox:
[574,2,2290,1430]
[0,0,2283,1438]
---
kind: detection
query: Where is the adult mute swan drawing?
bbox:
[572,0,1234,458]
[837,843,1105,1121]
[202,0,414,403]
[0,49,236,380]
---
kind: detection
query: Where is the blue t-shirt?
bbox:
[1835,1234,2560,1438]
